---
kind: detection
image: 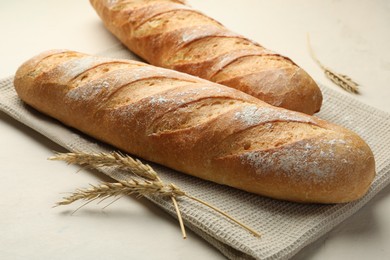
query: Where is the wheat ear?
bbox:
[55,180,185,206]
[52,152,260,238]
[50,151,159,181]
[307,34,359,94]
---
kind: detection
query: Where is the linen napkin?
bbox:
[1,45,390,260]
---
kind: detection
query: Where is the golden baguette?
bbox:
[89,0,323,115]
[14,50,375,203]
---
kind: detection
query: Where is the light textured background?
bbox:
[0,0,389,259]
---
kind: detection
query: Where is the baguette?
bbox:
[89,0,323,115]
[14,50,375,203]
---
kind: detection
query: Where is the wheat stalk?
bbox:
[307,34,359,94]
[52,151,260,238]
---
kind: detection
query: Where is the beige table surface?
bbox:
[1,0,389,259]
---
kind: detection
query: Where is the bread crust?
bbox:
[14,50,375,203]
[89,0,323,115]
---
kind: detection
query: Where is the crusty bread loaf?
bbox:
[89,0,323,115]
[14,50,375,203]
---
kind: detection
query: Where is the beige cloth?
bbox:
[1,45,390,259]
